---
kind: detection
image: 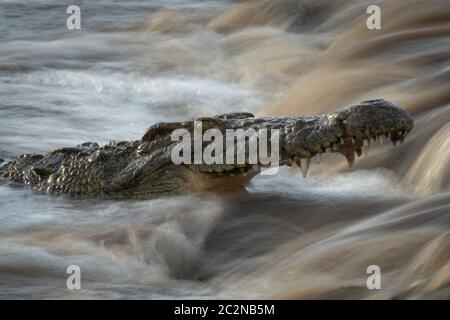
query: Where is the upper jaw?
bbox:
[338,99,413,140]
[336,99,414,153]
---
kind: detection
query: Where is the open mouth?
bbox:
[283,126,413,178]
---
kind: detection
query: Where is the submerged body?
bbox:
[0,99,413,199]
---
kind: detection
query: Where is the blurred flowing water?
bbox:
[0,0,449,299]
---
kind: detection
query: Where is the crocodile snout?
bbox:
[341,99,413,141]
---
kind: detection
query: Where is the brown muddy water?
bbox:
[0,0,449,299]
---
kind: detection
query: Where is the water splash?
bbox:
[0,0,449,299]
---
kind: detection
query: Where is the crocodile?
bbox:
[0,99,413,199]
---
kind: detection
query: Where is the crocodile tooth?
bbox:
[363,146,369,157]
[345,152,355,169]
[351,137,356,144]
[300,158,310,178]
[315,153,321,164]
[340,138,345,145]
[378,136,384,146]
[362,139,370,157]
[363,139,369,147]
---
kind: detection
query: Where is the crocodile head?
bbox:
[283,99,414,175]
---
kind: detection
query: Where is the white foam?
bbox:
[250,168,414,200]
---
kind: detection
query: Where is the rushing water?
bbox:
[0,0,449,299]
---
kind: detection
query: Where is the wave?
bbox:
[0,0,448,299]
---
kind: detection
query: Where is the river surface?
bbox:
[0,0,449,299]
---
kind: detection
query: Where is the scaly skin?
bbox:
[0,99,413,199]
